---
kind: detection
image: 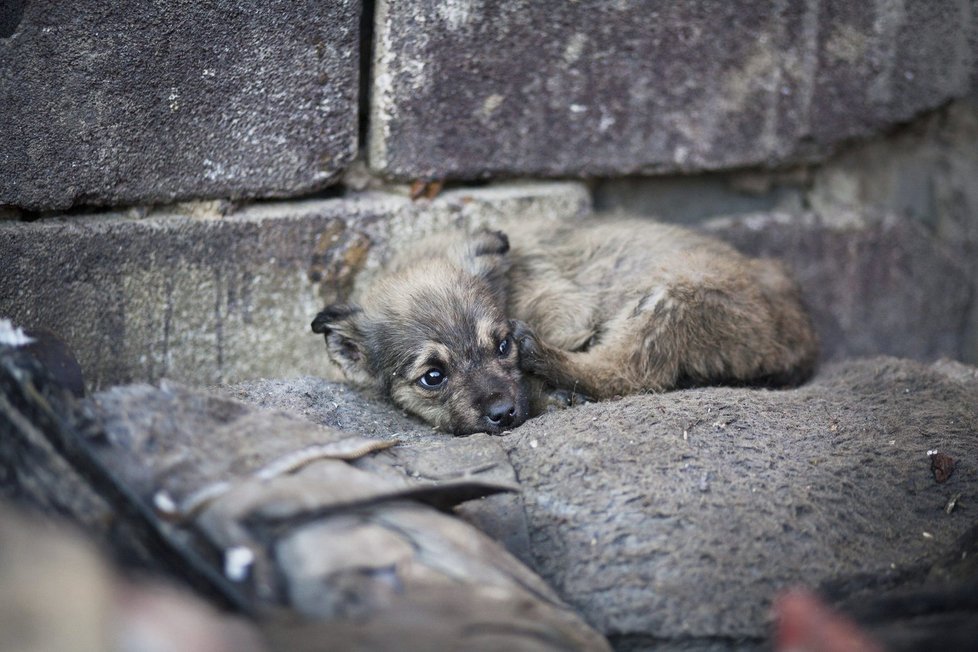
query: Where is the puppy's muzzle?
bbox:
[484,395,518,429]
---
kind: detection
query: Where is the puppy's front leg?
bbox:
[511,320,593,394]
[513,317,677,399]
[512,322,592,414]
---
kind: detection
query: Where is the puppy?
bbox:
[312,217,818,435]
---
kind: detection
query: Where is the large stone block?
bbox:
[222,359,978,650]
[501,358,978,648]
[369,0,976,179]
[0,1,361,211]
[0,183,590,389]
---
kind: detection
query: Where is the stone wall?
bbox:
[2,0,977,385]
[370,1,975,178]
[3,5,978,650]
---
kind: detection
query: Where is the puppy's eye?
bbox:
[418,368,447,389]
[497,335,511,357]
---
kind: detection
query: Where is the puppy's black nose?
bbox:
[485,398,516,427]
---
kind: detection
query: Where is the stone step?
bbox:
[0,183,591,389]
[2,185,973,390]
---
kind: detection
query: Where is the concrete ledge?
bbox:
[3,185,970,390]
[0,183,591,389]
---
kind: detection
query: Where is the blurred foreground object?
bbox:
[774,589,884,652]
[0,504,265,652]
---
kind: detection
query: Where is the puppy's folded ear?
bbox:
[471,229,510,257]
[311,304,358,335]
[311,304,372,385]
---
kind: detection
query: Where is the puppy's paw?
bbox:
[510,319,536,350]
[511,320,546,372]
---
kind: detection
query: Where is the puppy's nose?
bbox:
[485,398,516,427]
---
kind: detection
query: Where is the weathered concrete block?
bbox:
[502,358,978,647]
[0,1,360,211]
[0,183,590,389]
[707,209,974,362]
[596,99,978,362]
[370,0,976,179]
[221,359,978,649]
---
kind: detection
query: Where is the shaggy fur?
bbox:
[312,217,818,435]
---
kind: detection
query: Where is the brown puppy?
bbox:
[312,217,818,435]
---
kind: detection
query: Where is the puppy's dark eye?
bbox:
[418,368,447,389]
[497,335,511,357]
